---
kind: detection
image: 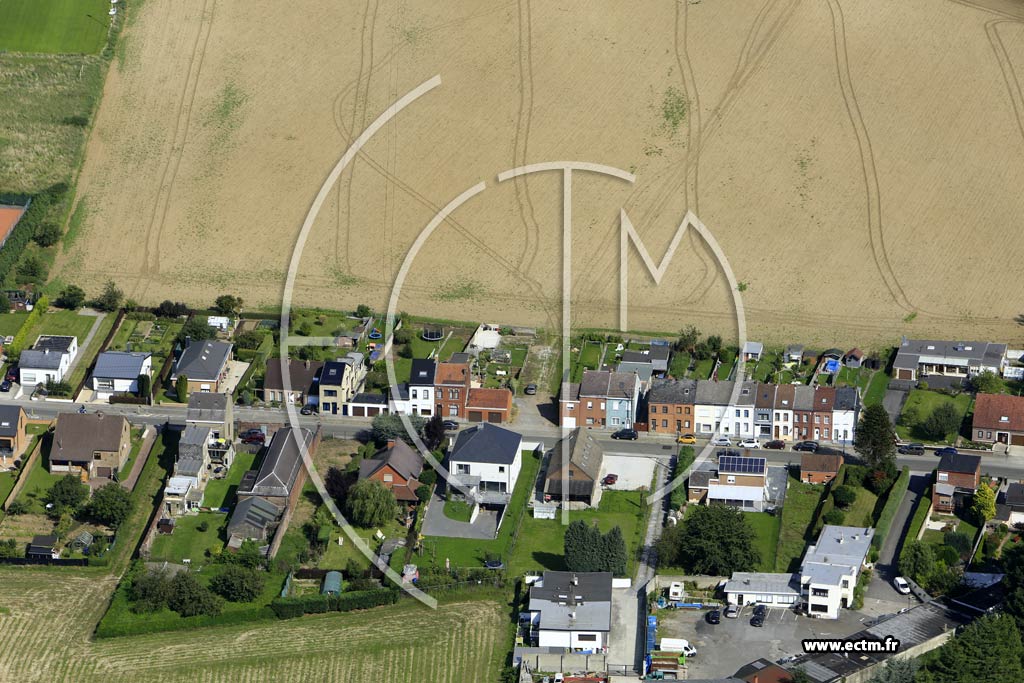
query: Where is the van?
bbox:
[659,638,697,657]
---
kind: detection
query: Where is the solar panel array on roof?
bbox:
[718,455,766,474]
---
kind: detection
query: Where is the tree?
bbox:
[865,658,917,683]
[219,539,265,569]
[178,317,216,343]
[971,483,996,525]
[0,296,8,314]
[564,520,602,572]
[971,370,1003,395]
[88,482,133,528]
[137,373,151,398]
[6,500,28,516]
[167,572,222,617]
[209,565,265,602]
[93,280,123,312]
[692,341,711,361]
[822,509,846,525]
[324,466,349,503]
[897,403,919,428]
[853,404,897,472]
[898,540,935,585]
[415,484,431,503]
[234,330,264,350]
[922,402,961,441]
[346,479,399,528]
[1003,542,1024,631]
[46,474,88,513]
[55,284,86,310]
[32,221,62,247]
[0,538,20,558]
[175,375,189,402]
[128,568,174,613]
[423,415,446,451]
[944,530,972,558]
[831,485,857,509]
[602,525,628,576]
[16,254,45,283]
[355,304,372,318]
[675,325,700,353]
[921,613,1024,683]
[393,326,412,345]
[657,505,758,575]
[156,300,190,317]
[213,294,243,316]
[706,335,722,354]
[371,413,425,446]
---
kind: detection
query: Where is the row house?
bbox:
[647,379,697,434]
[694,380,756,439]
[559,370,640,429]
[434,361,471,418]
[791,385,859,443]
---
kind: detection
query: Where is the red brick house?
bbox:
[646,379,697,434]
[467,387,512,424]
[800,452,843,484]
[972,393,1024,446]
[810,387,835,442]
[358,440,424,503]
[933,453,981,513]
[434,362,471,419]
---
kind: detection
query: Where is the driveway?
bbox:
[865,473,929,613]
[607,587,639,669]
[600,455,656,490]
[881,388,908,425]
[421,493,498,540]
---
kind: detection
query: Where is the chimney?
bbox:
[386,439,396,450]
[753,676,759,683]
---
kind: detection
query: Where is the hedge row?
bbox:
[95,603,276,638]
[900,483,934,564]
[672,446,696,510]
[109,395,148,405]
[873,467,911,546]
[0,185,68,286]
[270,589,398,619]
[8,295,50,356]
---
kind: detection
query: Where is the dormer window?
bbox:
[1001,416,1010,422]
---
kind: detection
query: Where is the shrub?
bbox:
[832,485,857,509]
[167,572,222,617]
[92,280,123,312]
[6,500,28,516]
[269,589,397,619]
[55,284,86,310]
[822,509,846,525]
[155,300,190,317]
[209,565,265,603]
[945,531,972,558]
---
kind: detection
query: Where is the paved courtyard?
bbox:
[599,455,657,490]
[421,492,498,539]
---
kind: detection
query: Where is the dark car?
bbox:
[750,613,765,627]
[602,474,619,486]
[524,383,538,395]
[299,405,316,416]
[793,440,820,452]
[717,449,741,459]
[753,604,767,617]
[935,447,958,457]
[706,610,721,625]
[764,439,786,450]
[611,429,638,440]
[442,420,459,431]
[4,367,16,383]
[241,429,266,444]
[0,380,9,393]
[898,442,926,455]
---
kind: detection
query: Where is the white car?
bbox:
[894,577,911,595]
[738,439,761,449]
[710,436,733,446]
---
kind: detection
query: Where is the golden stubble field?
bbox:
[58,0,1024,346]
[0,569,507,682]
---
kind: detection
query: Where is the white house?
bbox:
[742,341,764,362]
[525,571,612,651]
[448,423,523,507]
[407,359,435,417]
[90,351,152,399]
[723,572,801,608]
[800,525,873,619]
[831,386,860,444]
[693,380,756,438]
[18,336,78,388]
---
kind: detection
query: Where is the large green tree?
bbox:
[178,316,216,343]
[971,483,996,525]
[55,284,86,310]
[45,474,88,514]
[602,525,628,576]
[923,402,961,441]
[564,519,601,572]
[656,505,758,575]
[213,294,243,316]
[175,375,189,402]
[345,479,400,528]
[92,280,123,312]
[898,540,935,585]
[88,482,133,528]
[921,614,1024,683]
[854,404,897,473]
[209,565,265,602]
[971,370,1003,395]
[370,413,425,446]
[167,572,222,617]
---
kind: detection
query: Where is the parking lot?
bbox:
[657,603,872,679]
[599,454,658,490]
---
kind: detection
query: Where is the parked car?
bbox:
[241,429,266,444]
[706,609,721,625]
[677,433,697,444]
[710,436,733,446]
[738,438,761,449]
[750,613,766,627]
[764,439,786,450]
[935,447,958,457]
[898,442,925,455]
[299,404,316,415]
[0,380,9,393]
[724,605,739,618]
[213,466,224,475]
[753,604,768,617]
[442,420,459,431]
[793,440,820,452]
[4,367,16,383]
[611,428,638,440]
[524,383,538,395]
[894,577,911,595]
[717,449,741,459]
[602,473,619,486]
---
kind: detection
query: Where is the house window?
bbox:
[685,420,691,428]
[610,417,620,425]
[587,401,593,410]
[987,431,992,439]
[744,410,750,418]
[676,406,682,414]
[811,588,829,598]
[662,406,668,413]
[978,430,984,438]
[499,466,505,473]
[383,474,393,483]
[577,634,597,642]
[814,416,820,424]
[449,405,458,416]
[727,475,735,484]
[96,379,115,391]
[568,469,574,478]
[841,579,849,588]
[735,409,740,417]
[661,419,668,428]
[824,416,830,425]
[567,404,574,411]
[811,604,828,613]
[938,472,948,481]
[585,418,594,425]
[411,390,418,399]
[600,402,605,410]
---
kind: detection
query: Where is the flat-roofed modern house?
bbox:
[707,455,768,512]
[171,339,232,393]
[800,525,874,619]
[972,393,1024,446]
[448,423,523,507]
[91,351,152,400]
[19,335,78,388]
[0,405,27,466]
[185,392,233,457]
[544,428,604,507]
[407,359,436,417]
[723,572,801,608]
[50,412,131,481]
[892,337,1007,382]
[525,571,613,650]
[933,453,981,513]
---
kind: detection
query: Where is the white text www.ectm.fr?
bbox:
[802,637,901,654]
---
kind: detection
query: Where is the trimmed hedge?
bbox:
[900,483,933,563]
[96,603,276,638]
[270,588,398,619]
[8,295,49,357]
[873,467,911,546]
[109,395,148,405]
[0,185,69,287]
[672,446,696,510]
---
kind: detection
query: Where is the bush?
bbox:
[945,531,972,558]
[92,280,124,312]
[55,284,86,310]
[832,485,857,509]
[209,565,265,602]
[167,572,222,617]
[822,509,846,525]
[269,589,397,619]
[6,500,28,516]
[155,300,190,317]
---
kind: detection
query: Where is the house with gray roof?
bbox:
[892,336,1007,383]
[692,380,757,439]
[800,525,874,619]
[164,424,216,516]
[227,496,283,549]
[620,343,670,374]
[91,351,152,399]
[171,339,232,393]
[50,412,131,481]
[545,428,604,507]
[19,335,78,388]
[647,378,698,434]
[185,392,233,445]
[237,427,316,500]
[559,369,640,430]
[0,405,27,465]
[448,423,523,506]
[526,571,613,650]
[358,439,424,503]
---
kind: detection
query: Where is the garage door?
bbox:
[1011,434,1024,446]
[468,411,482,422]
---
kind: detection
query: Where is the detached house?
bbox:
[358,439,424,504]
[171,339,232,393]
[19,335,78,388]
[933,453,981,513]
[237,427,316,502]
[525,571,613,650]
[706,454,768,512]
[972,393,1024,446]
[742,341,764,362]
[50,412,131,481]
[0,406,27,466]
[544,428,604,507]
[91,351,152,400]
[448,423,523,506]
[892,337,1007,382]
[165,424,215,516]
[800,525,873,619]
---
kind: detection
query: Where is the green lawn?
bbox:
[569,341,603,382]
[506,490,647,577]
[693,357,714,380]
[0,0,110,54]
[836,366,872,393]
[317,517,408,571]
[25,309,99,342]
[775,476,827,572]
[117,429,145,479]
[839,486,878,529]
[669,352,690,379]
[0,470,19,507]
[107,318,183,365]
[14,436,60,513]
[149,512,227,564]
[896,389,973,444]
[747,511,782,573]
[203,450,258,510]
[715,349,737,380]
[66,311,115,389]
[863,371,891,407]
[444,499,474,523]
[0,312,29,337]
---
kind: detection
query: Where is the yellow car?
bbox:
[677,433,697,444]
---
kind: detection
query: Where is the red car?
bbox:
[4,367,16,383]
[602,474,619,486]
[240,429,266,445]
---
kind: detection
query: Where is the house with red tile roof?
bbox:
[972,393,1024,446]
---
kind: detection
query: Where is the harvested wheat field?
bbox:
[58,0,1024,346]
[0,568,506,682]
